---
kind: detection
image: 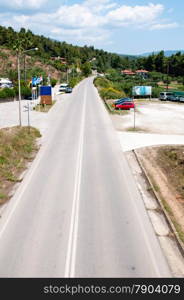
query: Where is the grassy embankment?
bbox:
[0,126,41,204]
[94,77,130,115]
[156,146,184,243]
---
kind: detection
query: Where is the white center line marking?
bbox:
[64,87,87,278]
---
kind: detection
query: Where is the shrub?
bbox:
[152,87,163,98]
[94,77,111,88]
[115,82,133,96]
[0,88,16,99]
[100,87,126,100]
[50,78,58,87]
[0,89,7,99]
[3,88,16,98]
[149,72,163,81]
[21,86,32,98]
[69,76,83,88]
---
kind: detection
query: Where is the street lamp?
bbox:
[17,47,38,126]
[166,61,169,91]
[24,48,39,82]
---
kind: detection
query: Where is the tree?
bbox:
[154,51,164,73]
[81,62,92,77]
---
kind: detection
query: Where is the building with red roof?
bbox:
[135,70,149,76]
[121,69,135,75]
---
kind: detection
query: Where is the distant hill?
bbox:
[139,50,184,57]
[119,54,138,60]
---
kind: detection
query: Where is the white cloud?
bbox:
[150,22,179,30]
[54,4,106,28]
[83,0,117,12]
[0,1,180,48]
[31,2,166,30]
[0,0,48,9]
[50,26,110,45]
[107,3,164,25]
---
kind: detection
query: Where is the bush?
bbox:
[115,82,133,96]
[149,72,163,81]
[152,87,163,98]
[0,89,7,99]
[94,77,111,88]
[3,88,16,98]
[100,87,126,100]
[0,88,16,99]
[50,78,57,87]
[69,76,83,88]
[21,86,32,98]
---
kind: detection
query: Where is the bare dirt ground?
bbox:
[136,146,184,244]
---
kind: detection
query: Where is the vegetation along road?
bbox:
[0,77,171,277]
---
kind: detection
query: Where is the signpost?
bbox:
[40,86,52,105]
[23,100,31,132]
[132,86,152,98]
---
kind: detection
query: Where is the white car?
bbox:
[59,83,69,92]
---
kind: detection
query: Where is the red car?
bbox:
[115,101,135,110]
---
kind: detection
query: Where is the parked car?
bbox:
[159,92,173,101]
[113,97,133,104]
[159,91,184,102]
[59,83,68,92]
[0,78,13,89]
[115,101,135,110]
[65,87,72,93]
[112,97,133,107]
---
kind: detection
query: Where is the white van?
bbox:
[159,92,173,101]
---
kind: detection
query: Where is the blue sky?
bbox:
[0,0,182,54]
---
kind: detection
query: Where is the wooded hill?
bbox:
[0,25,184,79]
[0,26,127,75]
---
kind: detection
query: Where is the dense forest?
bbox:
[0,25,184,77]
[0,25,126,73]
[135,51,184,77]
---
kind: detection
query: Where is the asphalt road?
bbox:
[0,77,171,277]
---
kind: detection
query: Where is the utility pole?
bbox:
[133,99,136,130]
[166,61,169,91]
[17,54,22,126]
[17,47,38,127]
[24,54,26,82]
[66,68,68,83]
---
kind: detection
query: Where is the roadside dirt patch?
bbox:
[0,126,41,205]
[136,146,184,243]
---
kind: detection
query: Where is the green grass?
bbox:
[104,100,131,115]
[0,126,41,204]
[0,192,7,199]
[126,127,148,132]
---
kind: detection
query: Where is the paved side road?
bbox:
[117,132,184,152]
[0,78,171,277]
[0,85,61,135]
[112,101,184,151]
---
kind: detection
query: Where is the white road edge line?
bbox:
[0,143,45,240]
[64,87,87,278]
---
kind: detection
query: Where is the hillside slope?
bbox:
[0,47,61,81]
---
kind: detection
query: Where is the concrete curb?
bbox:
[133,149,184,258]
